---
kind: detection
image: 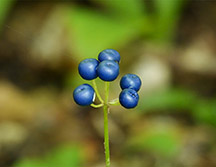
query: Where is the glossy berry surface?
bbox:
[97,60,119,81]
[73,84,95,106]
[119,88,139,109]
[78,58,99,80]
[98,49,120,63]
[120,74,142,92]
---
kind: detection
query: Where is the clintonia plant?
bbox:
[73,49,141,167]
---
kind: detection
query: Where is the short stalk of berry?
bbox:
[73,49,142,167]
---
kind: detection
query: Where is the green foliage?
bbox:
[65,7,143,61]
[138,88,216,127]
[193,100,216,126]
[138,88,197,112]
[0,0,186,60]
[0,0,14,30]
[127,125,181,158]
[14,145,83,167]
[153,0,185,40]
[130,88,216,158]
[64,0,185,61]
[101,0,145,19]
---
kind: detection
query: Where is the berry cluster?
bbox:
[119,74,141,108]
[73,49,141,109]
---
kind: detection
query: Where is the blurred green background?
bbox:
[0,0,216,167]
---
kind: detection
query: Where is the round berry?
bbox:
[120,74,142,92]
[97,60,119,81]
[98,49,120,63]
[78,58,99,80]
[119,88,139,109]
[73,84,95,106]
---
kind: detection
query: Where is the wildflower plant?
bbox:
[73,49,141,167]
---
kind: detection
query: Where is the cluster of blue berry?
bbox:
[73,49,141,109]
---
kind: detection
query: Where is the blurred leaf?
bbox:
[193,100,216,126]
[46,145,82,167]
[153,0,185,41]
[100,0,145,20]
[138,88,216,127]
[15,145,83,167]
[0,0,14,30]
[15,159,45,167]
[127,125,181,157]
[65,7,142,61]
[138,88,197,112]
[63,0,185,61]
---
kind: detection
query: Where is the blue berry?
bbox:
[120,74,142,92]
[78,58,99,80]
[73,84,95,106]
[97,60,119,81]
[98,49,120,63]
[119,88,139,109]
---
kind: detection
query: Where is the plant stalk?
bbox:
[104,82,110,167]
[90,103,104,108]
[92,80,104,103]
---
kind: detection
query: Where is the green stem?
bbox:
[104,82,110,167]
[90,103,104,108]
[108,98,120,106]
[92,80,104,103]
